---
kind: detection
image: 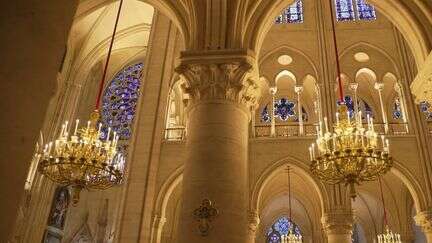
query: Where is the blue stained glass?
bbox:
[393,98,403,120]
[266,216,302,243]
[275,98,296,121]
[261,106,271,122]
[356,0,376,20]
[337,95,373,120]
[101,63,143,140]
[335,0,355,21]
[275,0,304,24]
[420,101,432,121]
[261,98,307,122]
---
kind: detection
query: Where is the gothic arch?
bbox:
[151,166,183,243]
[74,0,190,48]
[389,160,428,213]
[244,0,431,69]
[251,155,330,214]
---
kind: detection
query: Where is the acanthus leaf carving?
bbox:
[175,61,259,108]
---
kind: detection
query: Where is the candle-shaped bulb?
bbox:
[324,117,329,133]
[74,119,79,135]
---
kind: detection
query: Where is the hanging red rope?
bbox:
[95,0,124,109]
[287,166,292,220]
[328,0,344,103]
[378,177,389,226]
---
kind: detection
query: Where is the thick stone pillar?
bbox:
[415,211,432,242]
[176,52,259,243]
[322,209,353,243]
[0,1,77,241]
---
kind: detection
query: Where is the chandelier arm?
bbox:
[327,0,344,102]
[378,177,389,226]
[95,0,124,109]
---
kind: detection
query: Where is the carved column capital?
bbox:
[414,210,432,233]
[175,56,260,109]
[321,209,354,235]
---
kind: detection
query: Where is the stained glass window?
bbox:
[393,98,403,120]
[420,101,432,121]
[275,0,304,24]
[101,63,143,140]
[352,223,360,243]
[336,95,373,120]
[261,98,308,122]
[275,98,296,121]
[266,216,302,243]
[356,0,376,20]
[335,0,355,21]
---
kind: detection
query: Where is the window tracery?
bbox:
[420,101,432,121]
[392,98,403,120]
[100,62,143,158]
[266,216,302,243]
[101,62,143,141]
[275,0,304,24]
[334,0,376,22]
[356,0,376,20]
[260,98,308,122]
[335,0,355,21]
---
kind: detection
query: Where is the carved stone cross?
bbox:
[193,199,219,236]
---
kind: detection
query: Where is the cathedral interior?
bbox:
[2,0,432,242]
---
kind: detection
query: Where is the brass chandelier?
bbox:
[282,166,302,243]
[38,0,126,205]
[309,0,392,199]
[376,178,402,243]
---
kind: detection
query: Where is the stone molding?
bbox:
[248,210,260,234]
[411,51,432,103]
[321,209,354,235]
[414,210,432,233]
[175,54,260,109]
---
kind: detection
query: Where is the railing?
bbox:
[253,122,409,138]
[254,124,317,138]
[163,122,410,141]
[165,127,186,140]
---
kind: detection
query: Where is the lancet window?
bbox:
[335,0,376,22]
[275,0,304,24]
[261,98,308,122]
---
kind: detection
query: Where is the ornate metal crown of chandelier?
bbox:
[38,0,126,205]
[308,0,392,199]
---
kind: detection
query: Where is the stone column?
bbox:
[247,210,260,243]
[415,211,432,242]
[176,53,259,243]
[375,82,389,133]
[322,209,354,243]
[294,85,304,135]
[270,87,277,137]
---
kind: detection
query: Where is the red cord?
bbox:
[288,166,292,219]
[378,177,388,226]
[95,0,124,109]
[328,0,344,103]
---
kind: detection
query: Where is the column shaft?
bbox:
[179,100,250,243]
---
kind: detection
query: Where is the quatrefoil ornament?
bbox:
[193,199,219,236]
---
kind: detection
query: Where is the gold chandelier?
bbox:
[38,0,126,205]
[308,0,392,199]
[283,166,302,243]
[376,178,402,243]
